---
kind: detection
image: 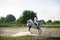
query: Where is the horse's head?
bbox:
[27,19,33,27]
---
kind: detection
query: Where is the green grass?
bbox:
[0,23,60,28]
[0,23,27,28]
[42,24,60,28]
[0,37,46,40]
[0,37,60,40]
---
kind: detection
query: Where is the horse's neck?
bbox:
[29,19,33,22]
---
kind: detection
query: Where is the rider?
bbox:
[34,16,38,26]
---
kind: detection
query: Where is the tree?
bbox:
[17,16,24,24]
[41,20,46,24]
[0,17,5,23]
[53,20,60,24]
[5,14,16,23]
[46,20,52,24]
[17,10,37,24]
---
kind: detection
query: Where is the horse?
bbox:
[27,20,43,35]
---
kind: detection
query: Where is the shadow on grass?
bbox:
[47,36,60,40]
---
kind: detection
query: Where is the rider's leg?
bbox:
[34,23,37,26]
[36,23,38,28]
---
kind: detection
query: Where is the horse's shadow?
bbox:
[47,36,60,40]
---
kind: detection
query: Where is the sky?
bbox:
[0,0,60,21]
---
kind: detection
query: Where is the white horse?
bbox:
[27,20,43,35]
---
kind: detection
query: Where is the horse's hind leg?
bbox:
[38,29,42,36]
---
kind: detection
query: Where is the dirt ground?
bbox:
[0,27,60,38]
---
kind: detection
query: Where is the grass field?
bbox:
[0,23,60,28]
[42,24,60,28]
[0,37,60,40]
[0,37,46,40]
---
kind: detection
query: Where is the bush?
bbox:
[0,24,10,27]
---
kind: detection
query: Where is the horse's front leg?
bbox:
[28,26,33,34]
[28,26,31,31]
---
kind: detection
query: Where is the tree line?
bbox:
[0,10,60,27]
